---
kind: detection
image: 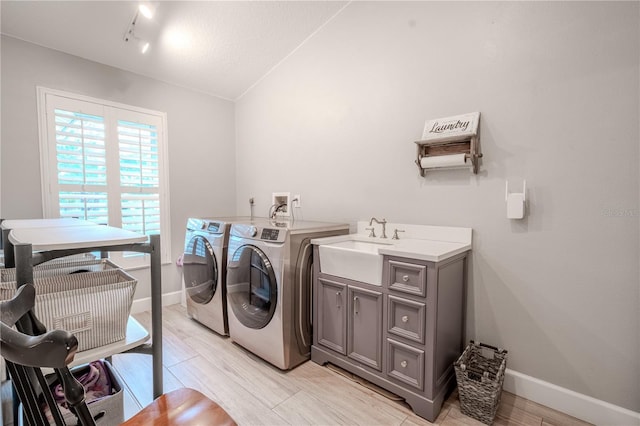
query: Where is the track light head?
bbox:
[139,4,154,20]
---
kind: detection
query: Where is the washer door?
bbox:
[227,245,277,329]
[183,235,218,304]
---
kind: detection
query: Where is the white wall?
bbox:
[236,1,640,412]
[1,35,237,298]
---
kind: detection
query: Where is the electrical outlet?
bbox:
[293,194,301,208]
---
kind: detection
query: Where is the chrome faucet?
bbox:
[369,217,387,239]
[392,229,405,240]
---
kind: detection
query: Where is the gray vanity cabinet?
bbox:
[312,245,468,422]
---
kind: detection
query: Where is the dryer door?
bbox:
[227,245,277,329]
[183,235,218,304]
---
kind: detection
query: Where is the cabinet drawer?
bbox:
[386,339,424,390]
[388,260,426,297]
[387,295,426,344]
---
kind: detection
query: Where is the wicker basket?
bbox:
[454,341,508,425]
[0,269,137,352]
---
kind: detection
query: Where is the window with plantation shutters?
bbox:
[38,88,171,267]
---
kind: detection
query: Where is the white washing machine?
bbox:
[226,219,348,370]
[182,217,253,335]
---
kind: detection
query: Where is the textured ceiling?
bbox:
[1,1,348,100]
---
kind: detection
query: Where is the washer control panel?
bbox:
[261,228,280,241]
[230,224,286,242]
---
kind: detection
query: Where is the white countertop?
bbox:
[311,222,472,263]
[9,224,147,251]
[312,234,470,262]
[379,238,470,262]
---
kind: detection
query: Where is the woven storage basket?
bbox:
[0,269,136,352]
[454,341,508,425]
[0,257,116,282]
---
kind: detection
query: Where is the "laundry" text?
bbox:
[430,120,470,134]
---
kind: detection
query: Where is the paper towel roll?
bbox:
[419,153,468,169]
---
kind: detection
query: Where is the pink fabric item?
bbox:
[44,360,114,422]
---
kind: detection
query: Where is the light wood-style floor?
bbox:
[112,304,592,426]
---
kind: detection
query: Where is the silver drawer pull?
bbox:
[402,275,409,282]
[400,360,408,368]
[401,315,409,323]
[354,296,359,314]
[336,291,341,308]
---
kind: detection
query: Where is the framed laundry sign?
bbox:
[415,111,483,175]
[421,112,480,141]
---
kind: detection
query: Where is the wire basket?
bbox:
[454,341,508,425]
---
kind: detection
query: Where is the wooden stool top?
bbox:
[122,388,237,426]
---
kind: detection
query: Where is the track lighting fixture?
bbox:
[123,3,153,54]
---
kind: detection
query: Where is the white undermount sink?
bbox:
[317,236,395,285]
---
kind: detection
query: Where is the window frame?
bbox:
[36,86,171,268]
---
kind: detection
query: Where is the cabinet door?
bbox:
[317,278,347,355]
[348,286,383,371]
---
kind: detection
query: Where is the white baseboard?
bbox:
[130,291,182,314]
[504,369,640,426]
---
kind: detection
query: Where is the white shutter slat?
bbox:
[57,159,106,167]
[55,109,103,123]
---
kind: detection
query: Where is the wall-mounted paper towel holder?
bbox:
[414,112,482,176]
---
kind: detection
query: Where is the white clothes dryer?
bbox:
[226,219,348,370]
[182,217,252,335]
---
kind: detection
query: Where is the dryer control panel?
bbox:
[206,222,221,232]
[186,217,225,234]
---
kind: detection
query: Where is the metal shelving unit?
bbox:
[1,219,164,400]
